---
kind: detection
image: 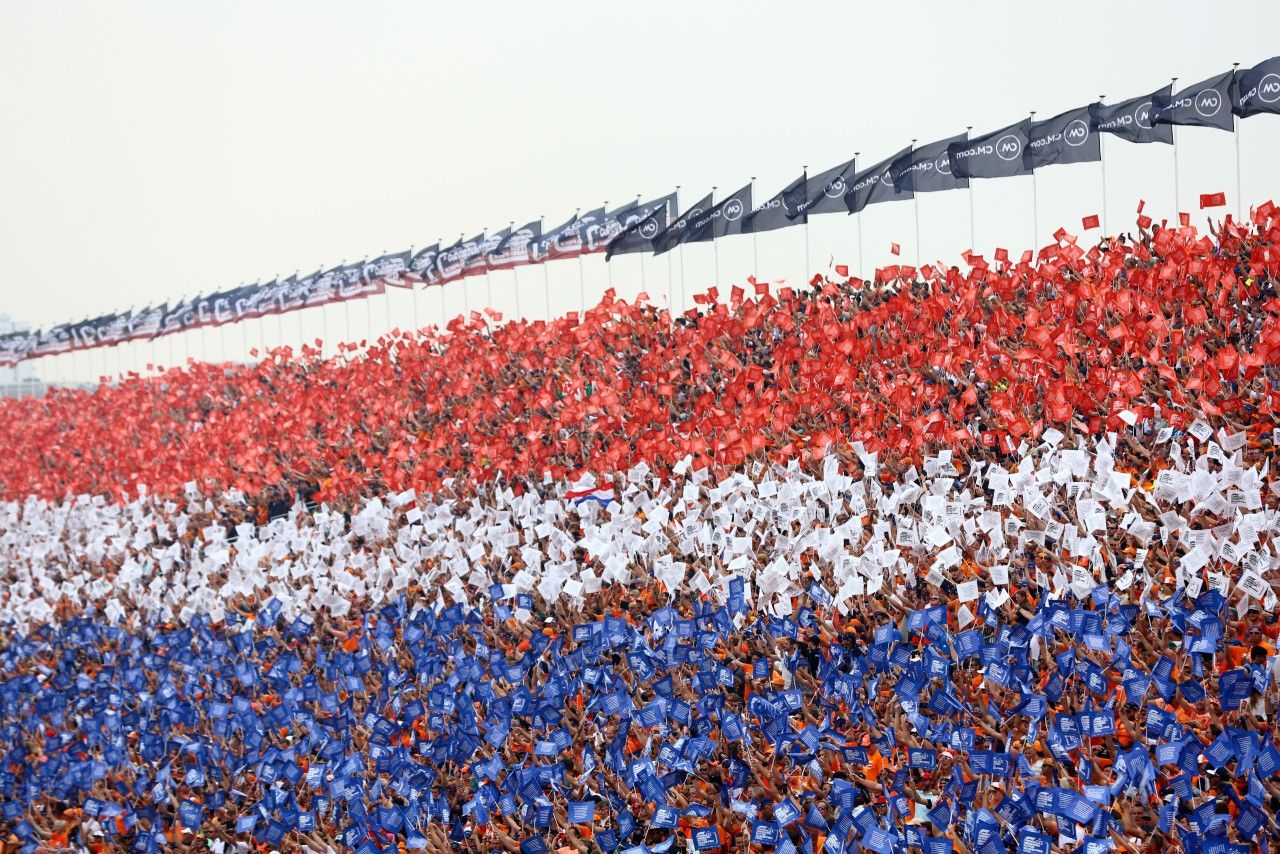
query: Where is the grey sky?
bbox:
[2,1,1279,344]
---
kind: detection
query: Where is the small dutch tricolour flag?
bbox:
[565,473,616,508]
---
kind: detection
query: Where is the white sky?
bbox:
[2,1,1280,379]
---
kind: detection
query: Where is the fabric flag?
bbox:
[405,244,441,286]
[892,135,969,193]
[1025,106,1100,169]
[742,173,809,234]
[1152,72,1235,131]
[488,221,542,270]
[843,147,913,214]
[678,183,753,245]
[653,193,713,256]
[546,206,607,259]
[796,157,860,218]
[362,250,413,288]
[469,230,508,274]
[437,234,483,283]
[1233,56,1280,117]
[948,121,1032,179]
[1091,87,1174,144]
[606,192,677,259]
[587,200,641,253]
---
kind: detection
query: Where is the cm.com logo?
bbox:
[995,134,1022,161]
[1064,119,1089,147]
[1260,73,1280,103]
[1195,89,1223,118]
[722,198,744,221]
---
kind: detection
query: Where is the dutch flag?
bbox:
[565,473,616,508]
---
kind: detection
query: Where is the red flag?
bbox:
[1137,214,1152,230]
[834,264,849,277]
[752,281,769,296]
[1081,214,1100,230]
[890,242,901,256]
[994,248,1009,262]
[1052,226,1068,242]
[1200,192,1226,208]
[1137,199,1146,213]
[1179,212,1191,227]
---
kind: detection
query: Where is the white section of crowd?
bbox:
[1,426,1276,635]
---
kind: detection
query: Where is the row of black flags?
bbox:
[4,58,1279,367]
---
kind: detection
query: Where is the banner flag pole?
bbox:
[1029,112,1039,250]
[1233,62,1243,220]
[1171,77,1180,216]
[966,128,976,251]
[910,142,922,268]
[801,169,810,282]
[1099,96,1108,235]
[750,176,759,278]
[711,187,720,286]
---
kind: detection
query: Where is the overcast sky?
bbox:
[3,0,1279,367]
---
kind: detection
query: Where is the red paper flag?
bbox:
[1179,212,1191,227]
[994,248,1009,262]
[1137,199,1146,213]
[1052,227,1068,242]
[890,242,901,256]
[1081,214,1100,230]
[752,281,769,296]
[1200,192,1226,208]
[834,264,849,277]
[1137,214,1152,229]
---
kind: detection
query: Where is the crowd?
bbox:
[1,207,1280,853]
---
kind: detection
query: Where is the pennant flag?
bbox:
[1200,192,1227,208]
[1233,55,1280,117]
[678,183,753,246]
[488,221,543,270]
[653,193,714,256]
[844,147,913,214]
[405,243,441,285]
[795,157,861,218]
[742,173,809,234]
[949,121,1032,179]
[1090,87,1174,145]
[606,192,678,260]
[1025,105,1101,169]
[1153,72,1235,131]
[892,134,969,193]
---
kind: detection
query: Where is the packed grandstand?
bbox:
[2,206,1280,854]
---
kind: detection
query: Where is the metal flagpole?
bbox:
[540,217,551,319]
[1029,113,1039,250]
[854,154,864,281]
[669,187,678,317]
[409,246,420,333]
[1171,77,1180,215]
[508,223,520,320]
[911,141,922,268]
[750,176,759,277]
[711,187,721,285]
[240,302,249,362]
[321,302,329,357]
[382,252,392,339]
[1233,63,1243,220]
[966,128,976,250]
[574,208,586,315]
[483,229,494,310]
[801,170,810,282]
[1099,96,1108,235]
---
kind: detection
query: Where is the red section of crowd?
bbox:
[3,208,1280,504]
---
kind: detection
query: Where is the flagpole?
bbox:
[507,223,520,320]
[1233,62,1243,220]
[540,217,551,320]
[854,154,863,281]
[801,169,810,282]
[240,301,249,362]
[409,247,420,333]
[1029,112,1039,250]
[910,142,922,269]
[670,187,679,318]
[1171,77,1180,215]
[966,127,976,250]
[575,207,586,315]
[1099,95,1108,235]
[711,187,721,285]
[749,176,759,278]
